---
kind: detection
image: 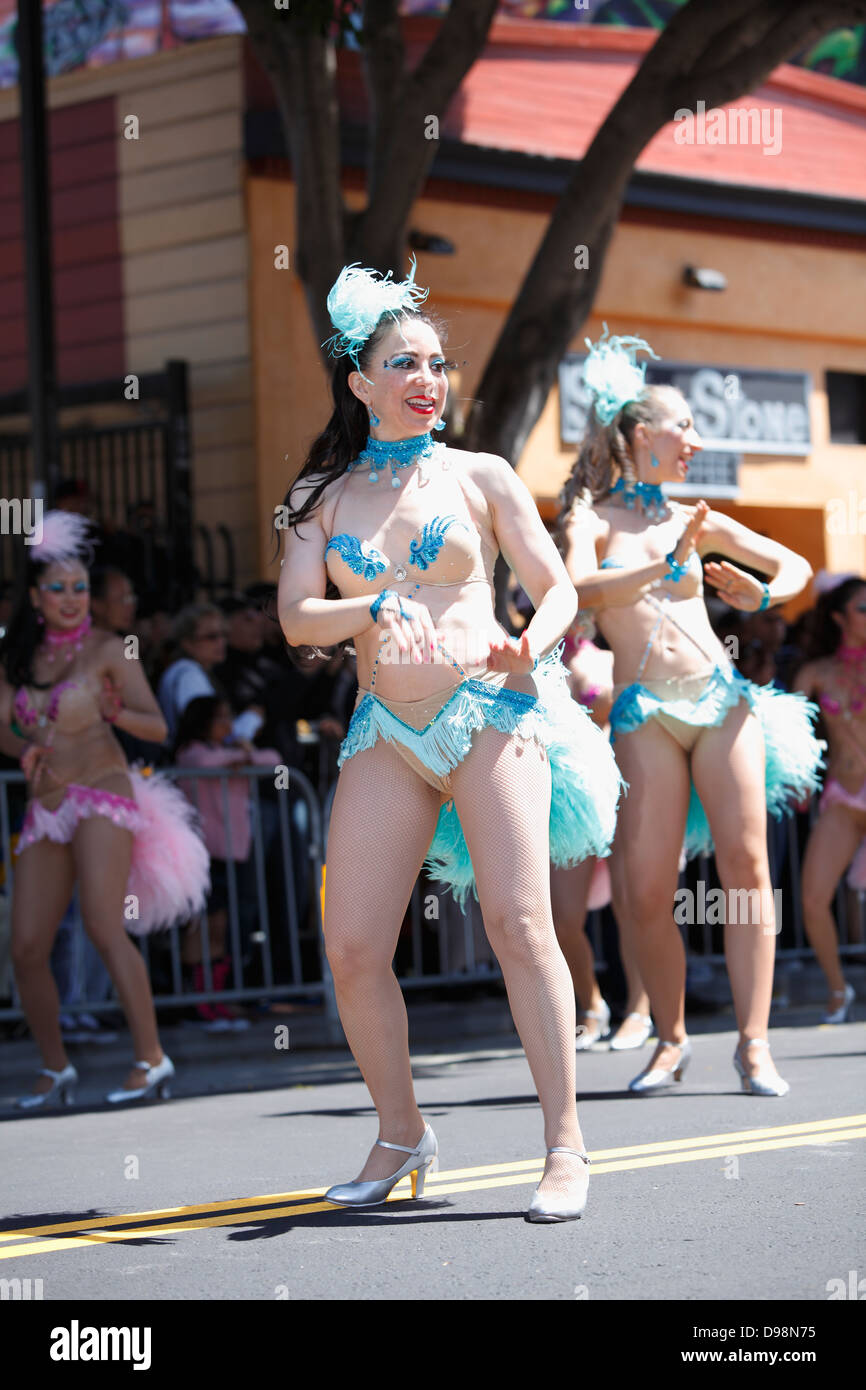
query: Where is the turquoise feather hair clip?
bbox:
[583,323,659,425]
[323,257,429,375]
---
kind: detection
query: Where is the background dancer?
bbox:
[558,329,824,1098]
[795,576,866,1023]
[0,513,209,1108]
[551,619,652,1052]
[277,262,623,1222]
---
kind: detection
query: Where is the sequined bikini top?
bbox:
[324,513,487,593]
[13,678,99,736]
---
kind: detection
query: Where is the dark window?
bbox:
[826,371,866,445]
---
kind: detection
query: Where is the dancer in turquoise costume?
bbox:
[558,327,824,1099]
[277,263,623,1222]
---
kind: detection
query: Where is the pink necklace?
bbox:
[42,613,92,664]
[822,643,866,718]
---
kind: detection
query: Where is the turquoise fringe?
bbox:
[338,649,625,907]
[610,665,825,860]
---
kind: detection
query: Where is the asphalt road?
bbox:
[2,1014,864,1305]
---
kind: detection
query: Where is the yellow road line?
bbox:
[1,1120,863,1262]
[3,1111,863,1246]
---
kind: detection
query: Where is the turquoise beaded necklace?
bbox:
[348,432,439,488]
[609,477,668,521]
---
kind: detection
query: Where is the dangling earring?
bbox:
[650,453,660,469]
[433,418,446,432]
[369,408,381,428]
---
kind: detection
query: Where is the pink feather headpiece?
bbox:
[30,510,93,567]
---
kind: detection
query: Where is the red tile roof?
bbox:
[335,18,866,202]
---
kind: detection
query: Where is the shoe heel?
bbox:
[411,1156,436,1198]
[61,1086,75,1106]
[157,1082,171,1100]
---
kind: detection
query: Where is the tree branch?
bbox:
[350,0,499,269]
[464,0,866,462]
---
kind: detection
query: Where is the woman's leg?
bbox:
[608,851,652,1043]
[323,742,442,1183]
[73,815,163,1089]
[690,704,782,1079]
[449,725,587,1197]
[610,721,692,1072]
[550,858,605,1015]
[11,840,77,1091]
[800,804,863,1003]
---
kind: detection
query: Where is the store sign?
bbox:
[559,356,811,456]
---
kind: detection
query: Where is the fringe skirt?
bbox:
[337,645,625,907]
[609,663,825,860]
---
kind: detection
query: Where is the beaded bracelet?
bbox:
[663,549,690,583]
[370,589,403,624]
[758,582,771,612]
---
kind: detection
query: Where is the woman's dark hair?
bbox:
[810,577,866,658]
[273,303,448,661]
[173,695,230,755]
[555,384,685,552]
[0,551,89,689]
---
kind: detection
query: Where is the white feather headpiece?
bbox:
[323,257,429,373]
[29,509,93,566]
[583,323,659,425]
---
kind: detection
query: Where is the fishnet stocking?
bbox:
[323,740,442,1182]
[449,724,587,1198]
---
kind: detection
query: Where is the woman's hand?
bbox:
[703,560,768,611]
[672,499,709,568]
[486,631,535,674]
[20,742,55,792]
[99,673,123,723]
[374,595,438,665]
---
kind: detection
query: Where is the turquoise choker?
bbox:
[609,477,668,521]
[348,432,439,488]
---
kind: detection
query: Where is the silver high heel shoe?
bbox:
[527,1147,591,1223]
[733,1039,789,1097]
[17,1064,78,1110]
[325,1124,438,1207]
[628,1037,691,1093]
[609,1012,653,1052]
[105,1054,175,1104]
[575,1001,611,1051]
[822,983,855,1025]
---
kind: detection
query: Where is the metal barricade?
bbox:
[1,758,863,1023]
[0,764,342,1039]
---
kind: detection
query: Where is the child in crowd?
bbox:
[174,697,281,1031]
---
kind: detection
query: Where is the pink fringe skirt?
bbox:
[15,768,210,934]
[819,777,866,890]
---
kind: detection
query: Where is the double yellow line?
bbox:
[2,1113,863,1261]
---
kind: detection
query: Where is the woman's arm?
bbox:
[0,675,28,760]
[100,635,169,744]
[474,454,576,663]
[277,481,437,661]
[698,510,812,609]
[563,502,709,610]
[792,659,822,699]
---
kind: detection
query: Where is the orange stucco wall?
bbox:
[247,174,866,594]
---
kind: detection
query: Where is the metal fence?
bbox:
[0,763,863,1031]
[0,361,194,607]
[0,765,341,1038]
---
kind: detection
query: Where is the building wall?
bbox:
[0,35,260,588]
[248,174,866,601]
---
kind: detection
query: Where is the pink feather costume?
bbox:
[12,510,210,932]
